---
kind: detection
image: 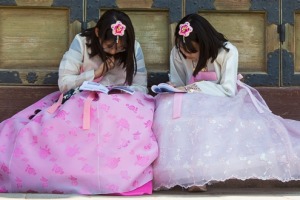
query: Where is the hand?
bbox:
[176,86,187,92]
[94,57,116,78]
[106,56,115,71]
[166,81,176,87]
[183,83,201,93]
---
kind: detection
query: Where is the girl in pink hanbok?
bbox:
[0,9,158,195]
[152,13,300,192]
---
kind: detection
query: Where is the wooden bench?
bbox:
[1,85,300,122]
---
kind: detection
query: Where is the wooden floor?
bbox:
[1,180,300,199]
[1,187,300,200]
[1,86,300,122]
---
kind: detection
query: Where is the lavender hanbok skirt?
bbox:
[152,83,300,190]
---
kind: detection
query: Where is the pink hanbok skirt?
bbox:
[0,90,158,195]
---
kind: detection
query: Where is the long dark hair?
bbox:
[80,9,136,85]
[175,13,229,76]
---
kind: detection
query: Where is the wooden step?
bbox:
[256,87,300,121]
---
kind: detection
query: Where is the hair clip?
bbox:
[111,20,126,43]
[178,22,193,43]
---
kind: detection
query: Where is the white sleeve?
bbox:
[58,34,94,93]
[129,41,148,93]
[169,47,188,87]
[195,44,238,97]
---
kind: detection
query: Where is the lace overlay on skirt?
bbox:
[152,88,300,190]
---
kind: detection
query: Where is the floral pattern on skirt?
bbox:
[0,91,158,195]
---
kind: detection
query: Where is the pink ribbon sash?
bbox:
[188,71,217,84]
[172,73,271,119]
[236,74,271,114]
[47,93,64,114]
[83,92,98,130]
[173,71,217,119]
[173,93,184,119]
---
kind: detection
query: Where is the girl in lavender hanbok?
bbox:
[152,13,300,192]
[0,9,158,195]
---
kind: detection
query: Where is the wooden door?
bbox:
[1,0,300,122]
[282,0,300,85]
[0,0,82,121]
[84,0,183,86]
[186,0,281,86]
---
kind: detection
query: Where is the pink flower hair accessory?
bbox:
[111,20,126,43]
[179,22,193,42]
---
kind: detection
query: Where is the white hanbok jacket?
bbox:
[169,42,239,97]
[58,34,148,93]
